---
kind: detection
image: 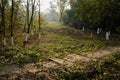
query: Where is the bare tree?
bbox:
[24,0,36,47]
[10,0,14,46]
[55,0,68,22]
[20,0,27,32]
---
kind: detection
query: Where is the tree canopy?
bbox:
[63,0,120,32]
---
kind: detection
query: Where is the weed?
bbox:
[59,53,120,80]
[0,47,41,65]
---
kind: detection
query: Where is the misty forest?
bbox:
[0,0,120,79]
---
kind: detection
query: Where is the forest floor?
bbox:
[0,46,120,80]
[0,22,120,80]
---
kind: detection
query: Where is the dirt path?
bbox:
[0,46,120,80]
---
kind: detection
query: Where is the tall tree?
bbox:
[1,0,7,46]
[66,0,120,32]
[38,0,41,39]
[13,0,21,28]
[24,0,36,46]
[0,1,1,32]
[20,0,27,32]
[10,0,14,46]
[55,0,68,22]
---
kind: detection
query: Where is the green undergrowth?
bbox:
[0,47,41,66]
[38,23,120,58]
[0,40,116,66]
[0,23,120,65]
[59,52,120,80]
[35,39,119,59]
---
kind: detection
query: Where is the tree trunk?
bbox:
[24,0,36,47]
[1,0,6,46]
[97,28,100,34]
[59,11,63,22]
[24,0,30,47]
[23,17,27,32]
[91,32,93,39]
[31,19,34,35]
[38,0,41,40]
[10,0,14,46]
[106,32,109,40]
[82,26,84,31]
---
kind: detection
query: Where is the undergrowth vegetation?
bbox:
[34,23,120,58]
[0,47,41,65]
[59,52,120,80]
[0,23,120,65]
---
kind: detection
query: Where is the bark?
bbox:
[38,0,41,39]
[82,26,84,31]
[1,0,6,46]
[25,33,28,42]
[39,32,41,39]
[31,28,34,35]
[24,0,36,47]
[28,0,36,34]
[106,32,109,40]
[31,17,34,35]
[91,32,93,39]
[11,37,14,46]
[97,28,100,34]
[27,0,36,34]
[4,38,6,46]
[10,0,14,46]
[27,0,30,34]
[24,18,27,32]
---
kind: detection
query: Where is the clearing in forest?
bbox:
[0,22,120,80]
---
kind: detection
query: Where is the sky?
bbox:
[40,0,53,13]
